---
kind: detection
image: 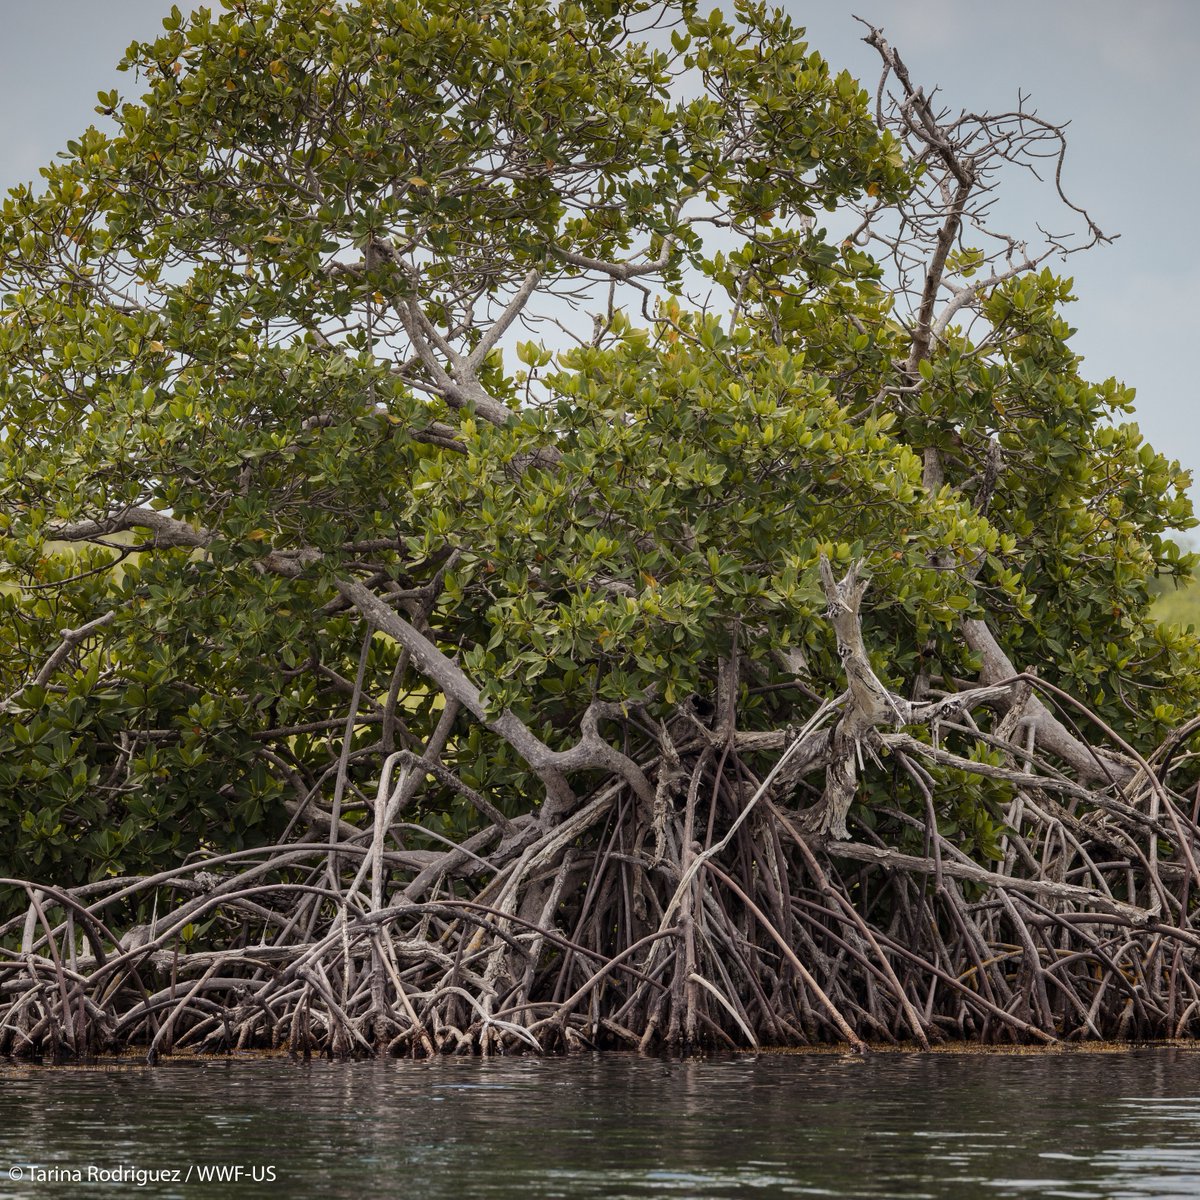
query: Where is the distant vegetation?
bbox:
[1153,546,1200,628]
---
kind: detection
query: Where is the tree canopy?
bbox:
[2,0,1198,1056]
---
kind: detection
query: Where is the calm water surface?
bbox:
[2,1048,1200,1198]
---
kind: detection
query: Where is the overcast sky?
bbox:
[1,1,1197,502]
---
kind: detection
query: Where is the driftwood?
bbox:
[2,561,1198,1061]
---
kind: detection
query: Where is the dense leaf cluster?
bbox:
[0,0,1195,902]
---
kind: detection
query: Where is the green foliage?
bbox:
[0,0,1196,905]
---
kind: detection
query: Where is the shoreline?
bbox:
[5,1038,1200,1071]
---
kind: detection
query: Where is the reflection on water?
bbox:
[2,1049,1200,1197]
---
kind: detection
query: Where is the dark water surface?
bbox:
[3,1048,1200,1198]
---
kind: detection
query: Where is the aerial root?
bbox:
[2,716,1198,1060]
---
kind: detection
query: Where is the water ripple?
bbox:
[1,1049,1200,1197]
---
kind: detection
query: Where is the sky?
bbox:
[0,0,1197,502]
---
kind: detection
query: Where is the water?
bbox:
[2,1049,1200,1198]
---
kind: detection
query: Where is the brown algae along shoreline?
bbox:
[5,1039,1200,1072]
